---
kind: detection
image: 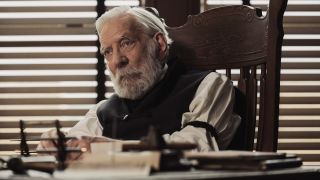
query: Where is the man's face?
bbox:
[99,15,165,100]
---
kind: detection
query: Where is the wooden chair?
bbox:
[166,0,288,151]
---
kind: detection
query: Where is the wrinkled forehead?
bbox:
[99,14,142,42]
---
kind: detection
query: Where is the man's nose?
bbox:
[115,56,129,69]
[111,49,129,69]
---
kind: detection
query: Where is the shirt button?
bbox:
[122,114,129,120]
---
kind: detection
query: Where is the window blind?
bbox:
[0,0,141,156]
[0,0,98,155]
[206,0,320,166]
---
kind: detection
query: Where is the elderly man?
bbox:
[39,6,240,157]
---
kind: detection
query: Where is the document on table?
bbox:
[54,149,161,178]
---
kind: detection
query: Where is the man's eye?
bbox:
[104,48,112,56]
[120,38,133,48]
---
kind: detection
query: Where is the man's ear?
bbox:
[153,32,167,60]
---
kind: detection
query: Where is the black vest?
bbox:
[97,61,210,140]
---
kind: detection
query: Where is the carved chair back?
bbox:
[166,0,288,151]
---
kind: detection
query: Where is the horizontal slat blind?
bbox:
[0,0,98,155]
[206,0,320,165]
[0,0,142,156]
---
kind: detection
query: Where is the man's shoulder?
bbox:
[182,70,232,85]
[180,69,212,79]
[203,72,232,82]
[97,94,120,109]
[198,72,234,90]
[96,94,128,121]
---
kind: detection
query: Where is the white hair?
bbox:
[96,6,172,45]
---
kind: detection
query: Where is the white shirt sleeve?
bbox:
[67,100,105,138]
[163,72,241,151]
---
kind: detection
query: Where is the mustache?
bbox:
[115,66,142,81]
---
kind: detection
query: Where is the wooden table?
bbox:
[1,167,319,180]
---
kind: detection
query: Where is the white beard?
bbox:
[108,39,166,100]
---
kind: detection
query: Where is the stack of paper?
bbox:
[54,151,161,178]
